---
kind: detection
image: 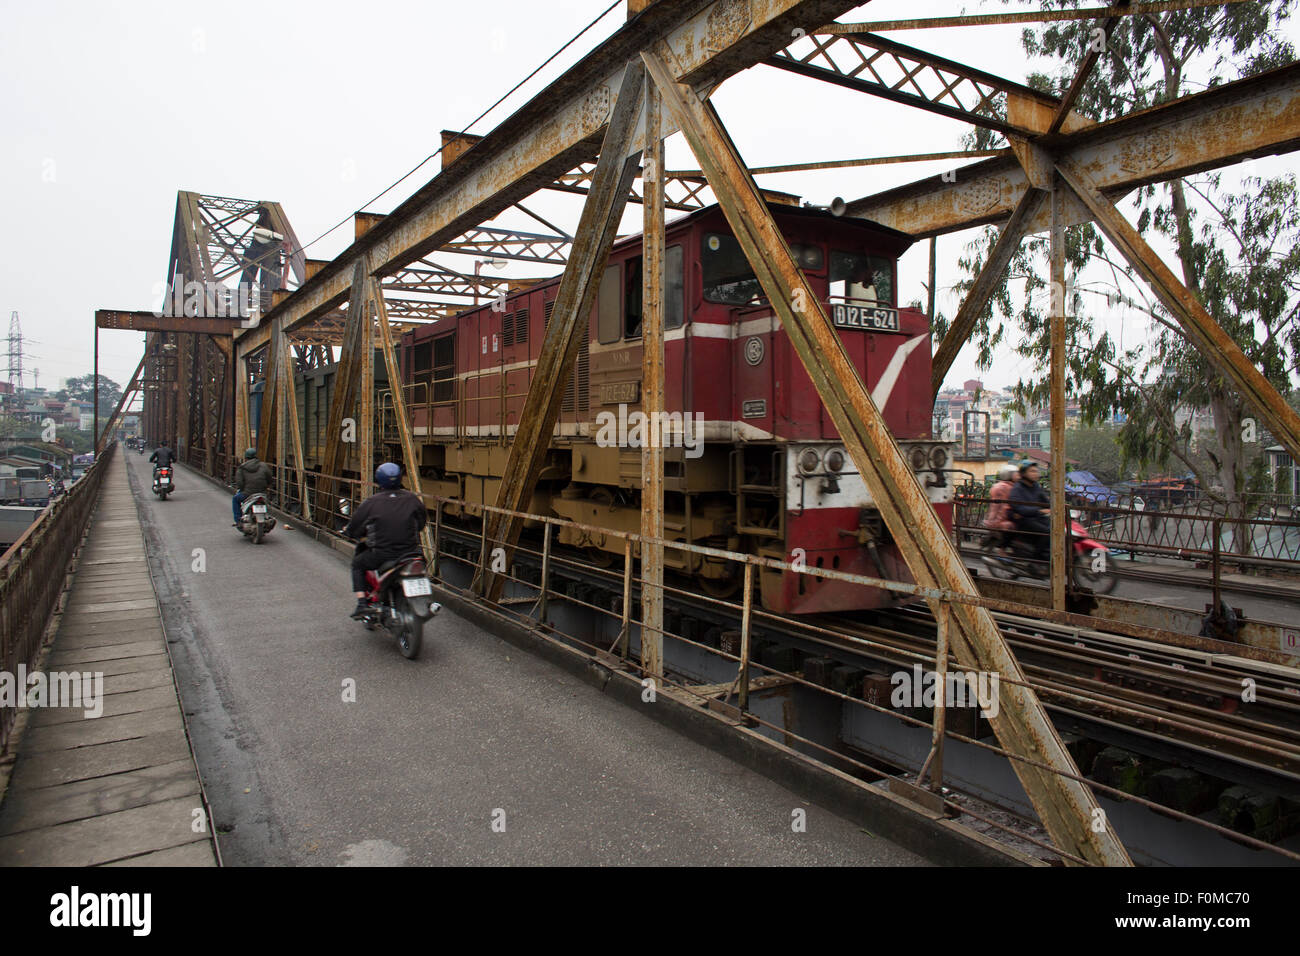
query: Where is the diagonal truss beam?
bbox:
[767,31,1071,138]
[846,62,1300,237]
[477,60,646,600]
[643,47,1130,867]
[234,0,866,359]
[1057,156,1300,465]
[931,187,1046,395]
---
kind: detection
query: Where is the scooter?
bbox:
[152,466,174,501]
[980,513,1117,594]
[236,492,277,544]
[357,551,440,659]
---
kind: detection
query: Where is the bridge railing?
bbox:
[0,442,115,754]
[954,484,1300,572]
[197,457,1300,864]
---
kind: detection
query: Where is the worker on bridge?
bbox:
[345,462,428,619]
[233,448,273,525]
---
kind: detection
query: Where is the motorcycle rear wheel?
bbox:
[393,594,423,660]
[1072,552,1118,594]
[253,521,263,545]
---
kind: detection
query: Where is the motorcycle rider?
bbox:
[149,442,175,470]
[1009,460,1052,565]
[233,448,273,526]
[982,463,1019,551]
[344,462,427,619]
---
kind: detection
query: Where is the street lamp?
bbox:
[474,258,509,306]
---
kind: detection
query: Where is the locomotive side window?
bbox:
[412,341,433,403]
[702,233,762,305]
[432,332,456,403]
[829,251,894,306]
[620,246,684,336]
[597,263,621,344]
[666,244,684,329]
[625,256,643,338]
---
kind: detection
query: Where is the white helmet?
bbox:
[998,464,1018,481]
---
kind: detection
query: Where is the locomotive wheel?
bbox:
[699,572,741,601]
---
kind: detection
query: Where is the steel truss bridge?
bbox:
[89,0,1300,867]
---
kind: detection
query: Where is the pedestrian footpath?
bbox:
[0,450,217,865]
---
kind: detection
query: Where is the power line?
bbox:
[291,0,623,262]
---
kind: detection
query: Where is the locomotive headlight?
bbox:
[825,448,846,473]
[909,447,927,471]
[930,446,948,469]
[798,448,821,474]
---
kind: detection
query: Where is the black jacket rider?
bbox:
[149,446,175,468]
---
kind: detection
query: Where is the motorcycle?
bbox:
[980,512,1117,594]
[152,466,174,501]
[237,492,277,544]
[357,551,440,659]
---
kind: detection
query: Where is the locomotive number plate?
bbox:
[599,381,640,405]
[742,399,767,419]
[832,304,900,332]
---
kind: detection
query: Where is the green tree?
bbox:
[947,1,1299,550]
[63,374,121,415]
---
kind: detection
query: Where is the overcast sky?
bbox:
[2,0,1295,397]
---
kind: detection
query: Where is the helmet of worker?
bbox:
[375,462,402,490]
[244,448,257,459]
[998,463,1018,481]
[1019,459,1037,473]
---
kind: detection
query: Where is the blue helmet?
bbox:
[375,462,402,490]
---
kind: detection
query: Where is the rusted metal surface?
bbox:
[371,271,435,562]
[641,74,667,681]
[819,0,1257,34]
[96,310,243,336]
[233,0,866,358]
[642,48,1131,866]
[314,263,370,518]
[846,63,1300,237]
[0,444,114,754]
[767,31,1067,138]
[1049,180,1067,612]
[1056,156,1300,467]
[479,59,646,602]
[930,187,1044,395]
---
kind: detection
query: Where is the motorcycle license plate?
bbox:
[401,577,432,597]
[251,504,267,514]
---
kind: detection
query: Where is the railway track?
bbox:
[434,521,1300,861]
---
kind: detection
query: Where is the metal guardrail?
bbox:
[955,485,1300,571]
[0,442,115,754]
[187,457,1300,863]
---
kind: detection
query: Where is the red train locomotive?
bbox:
[395,201,953,614]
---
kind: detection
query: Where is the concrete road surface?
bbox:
[124,452,928,867]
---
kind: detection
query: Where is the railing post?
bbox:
[431,501,442,580]
[919,603,949,792]
[537,521,552,621]
[1212,517,1222,611]
[476,507,490,597]
[738,562,754,712]
[617,537,632,658]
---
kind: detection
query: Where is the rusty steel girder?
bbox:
[234,0,866,359]
[642,47,1132,867]
[845,62,1300,237]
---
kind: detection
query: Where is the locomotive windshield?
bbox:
[702,233,822,305]
[829,251,894,306]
